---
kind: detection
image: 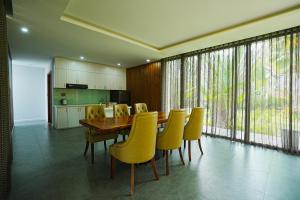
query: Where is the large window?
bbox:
[162,27,300,153]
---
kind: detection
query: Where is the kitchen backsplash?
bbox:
[53,89,110,105]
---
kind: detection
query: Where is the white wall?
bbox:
[12,64,47,125]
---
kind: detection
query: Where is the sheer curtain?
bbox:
[199,48,237,137]
[249,36,291,149]
[292,32,300,152]
[161,59,181,114]
[161,27,300,153]
[183,55,199,113]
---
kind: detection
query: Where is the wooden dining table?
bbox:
[79,111,168,133]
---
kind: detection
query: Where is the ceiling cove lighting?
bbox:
[146,59,150,63]
[80,56,85,60]
[21,27,29,33]
[117,63,121,66]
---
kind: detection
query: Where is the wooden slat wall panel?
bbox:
[126,62,161,112]
[0,1,12,197]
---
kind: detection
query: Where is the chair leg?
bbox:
[114,138,117,144]
[162,150,165,157]
[130,164,135,195]
[104,140,107,151]
[165,150,169,176]
[150,158,159,180]
[110,155,115,179]
[91,143,94,164]
[84,141,89,156]
[188,141,191,162]
[198,139,204,154]
[178,147,185,165]
[170,150,173,155]
[123,135,126,141]
[184,140,186,148]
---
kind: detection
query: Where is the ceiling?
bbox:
[7,0,300,68]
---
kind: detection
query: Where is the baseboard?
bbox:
[14,119,47,126]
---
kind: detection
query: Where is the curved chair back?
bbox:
[134,103,148,114]
[157,109,186,149]
[85,105,106,120]
[184,107,204,140]
[113,104,129,117]
[120,112,158,163]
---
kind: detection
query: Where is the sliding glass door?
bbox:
[162,27,300,153]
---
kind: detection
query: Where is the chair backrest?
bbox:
[134,103,148,114]
[124,112,158,163]
[159,109,186,149]
[184,107,204,140]
[113,104,129,117]
[85,105,106,120]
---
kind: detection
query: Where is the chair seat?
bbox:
[85,130,118,143]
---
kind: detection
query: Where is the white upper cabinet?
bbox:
[55,58,69,70]
[95,73,107,90]
[54,68,67,88]
[67,69,78,84]
[53,57,126,90]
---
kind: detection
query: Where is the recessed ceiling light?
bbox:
[146,59,150,63]
[117,63,121,66]
[80,56,84,60]
[21,27,29,33]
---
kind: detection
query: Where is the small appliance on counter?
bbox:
[60,98,67,105]
[60,93,67,105]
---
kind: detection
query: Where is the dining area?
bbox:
[79,103,205,195]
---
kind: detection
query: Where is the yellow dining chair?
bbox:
[156,109,186,175]
[113,104,130,141]
[183,107,205,162]
[134,103,148,114]
[109,112,159,195]
[84,105,118,163]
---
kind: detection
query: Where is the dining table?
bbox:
[79,111,168,133]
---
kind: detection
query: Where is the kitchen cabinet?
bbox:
[55,107,68,129]
[67,107,80,127]
[54,68,67,88]
[54,106,85,129]
[53,57,126,90]
[95,73,107,89]
[67,70,78,84]
[54,105,131,129]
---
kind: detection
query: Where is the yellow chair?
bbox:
[134,103,148,114]
[84,105,118,163]
[113,104,129,117]
[109,112,159,195]
[156,109,186,175]
[183,107,205,162]
[113,104,130,140]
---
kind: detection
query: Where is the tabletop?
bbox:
[79,112,168,133]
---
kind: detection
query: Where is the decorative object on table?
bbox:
[109,112,159,195]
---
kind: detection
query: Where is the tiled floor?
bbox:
[8,123,300,200]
